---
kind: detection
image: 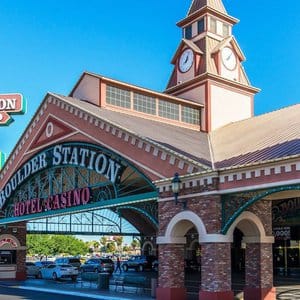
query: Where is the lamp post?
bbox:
[171,173,187,209]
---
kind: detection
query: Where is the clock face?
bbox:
[221,47,237,70]
[179,49,194,73]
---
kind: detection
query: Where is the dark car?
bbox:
[122,255,156,272]
[80,258,114,274]
[55,257,81,270]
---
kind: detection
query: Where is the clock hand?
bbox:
[226,53,232,61]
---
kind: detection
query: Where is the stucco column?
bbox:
[199,242,234,300]
[244,242,276,300]
[156,243,187,300]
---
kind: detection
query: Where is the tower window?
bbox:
[197,18,205,34]
[210,18,217,34]
[223,24,229,36]
[184,25,192,39]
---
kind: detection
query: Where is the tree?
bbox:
[106,242,116,253]
[113,236,123,253]
[131,239,140,253]
[26,234,89,257]
[99,236,108,253]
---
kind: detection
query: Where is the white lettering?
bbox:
[0,98,16,110]
[106,159,121,183]
[95,154,107,174]
[52,145,62,166]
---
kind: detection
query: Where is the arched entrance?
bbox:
[222,187,300,300]
[0,141,159,279]
[157,210,208,300]
[228,211,275,300]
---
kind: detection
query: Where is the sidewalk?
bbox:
[0,278,155,300]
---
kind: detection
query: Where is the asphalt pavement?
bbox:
[1,272,300,300]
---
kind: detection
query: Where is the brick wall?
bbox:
[200,242,232,292]
[158,244,185,288]
[245,243,273,289]
[0,222,27,277]
[248,200,272,235]
[158,194,222,236]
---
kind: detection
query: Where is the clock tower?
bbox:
[165,0,260,132]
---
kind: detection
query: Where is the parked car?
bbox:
[37,264,78,281]
[80,258,114,274]
[55,257,81,270]
[122,255,157,272]
[34,261,53,268]
[26,261,40,278]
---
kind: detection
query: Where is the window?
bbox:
[106,85,131,108]
[0,250,16,264]
[197,18,205,34]
[181,106,200,125]
[223,23,229,36]
[133,93,156,115]
[210,18,217,34]
[158,100,179,121]
[184,25,192,39]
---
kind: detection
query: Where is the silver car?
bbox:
[26,261,40,278]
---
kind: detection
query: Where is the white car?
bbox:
[38,264,78,281]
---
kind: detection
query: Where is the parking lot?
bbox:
[25,260,300,300]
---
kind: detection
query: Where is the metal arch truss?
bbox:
[221,184,300,234]
[27,209,140,236]
[116,201,158,228]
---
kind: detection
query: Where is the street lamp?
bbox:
[171,173,187,209]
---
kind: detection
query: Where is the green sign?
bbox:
[0,152,5,169]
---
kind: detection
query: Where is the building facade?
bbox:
[0,1,299,300]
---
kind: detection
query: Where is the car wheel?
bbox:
[138,264,144,272]
[122,264,128,272]
[37,271,42,279]
[52,272,58,281]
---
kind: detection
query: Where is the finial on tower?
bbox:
[187,0,227,16]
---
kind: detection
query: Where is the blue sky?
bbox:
[1,0,300,158]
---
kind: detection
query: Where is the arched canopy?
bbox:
[0,142,158,226]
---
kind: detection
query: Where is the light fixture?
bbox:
[171,173,187,209]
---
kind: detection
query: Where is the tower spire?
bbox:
[187,0,227,16]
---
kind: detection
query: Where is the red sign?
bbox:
[0,237,17,248]
[14,187,91,217]
[0,93,26,125]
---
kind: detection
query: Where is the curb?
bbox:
[18,285,133,300]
